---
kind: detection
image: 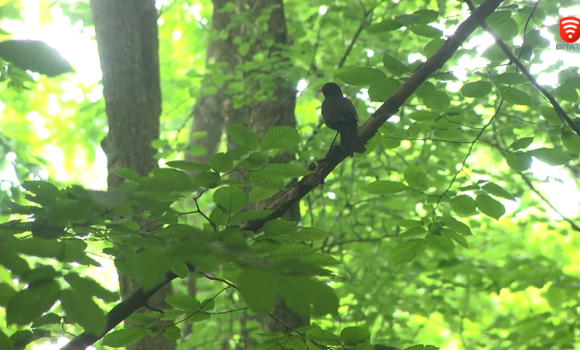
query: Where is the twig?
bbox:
[464,0,580,138]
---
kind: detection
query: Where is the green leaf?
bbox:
[64,273,118,302]
[404,166,428,188]
[187,312,211,324]
[139,170,194,192]
[261,126,300,150]
[335,67,387,86]
[424,38,444,57]
[340,326,371,344]
[529,148,572,166]
[433,129,463,140]
[545,284,565,310]
[305,325,340,342]
[170,259,189,278]
[494,73,528,85]
[381,136,401,149]
[264,219,298,235]
[489,18,519,41]
[555,85,578,102]
[482,182,516,201]
[363,180,407,194]
[248,171,285,189]
[450,195,477,215]
[395,14,419,26]
[248,186,279,202]
[209,152,235,172]
[87,189,130,209]
[60,290,107,334]
[539,105,561,124]
[210,206,230,227]
[259,163,310,178]
[505,152,532,171]
[509,137,534,150]
[475,194,505,220]
[415,81,436,98]
[0,330,13,350]
[295,227,329,241]
[410,24,442,38]
[238,153,268,170]
[368,79,401,102]
[227,123,260,150]
[399,226,424,240]
[461,81,491,98]
[390,239,426,264]
[6,280,60,325]
[442,229,469,248]
[407,111,439,122]
[22,181,59,206]
[237,268,278,314]
[131,250,172,291]
[485,10,512,25]
[31,313,62,328]
[414,9,439,24]
[481,44,507,62]
[0,252,30,275]
[432,72,458,81]
[442,217,472,236]
[102,327,146,348]
[309,280,340,317]
[278,275,312,316]
[114,167,141,181]
[562,131,580,153]
[192,171,221,188]
[424,91,450,110]
[8,238,62,259]
[231,210,273,223]
[426,234,455,253]
[163,326,182,341]
[365,19,403,33]
[382,53,409,76]
[0,283,16,307]
[165,160,210,172]
[498,86,534,106]
[213,186,248,213]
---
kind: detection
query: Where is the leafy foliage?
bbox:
[1,0,580,350]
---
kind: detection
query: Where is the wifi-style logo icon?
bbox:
[559,17,580,43]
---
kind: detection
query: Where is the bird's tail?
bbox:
[339,124,366,155]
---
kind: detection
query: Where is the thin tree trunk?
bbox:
[91,1,175,349]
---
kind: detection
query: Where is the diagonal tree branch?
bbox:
[463,0,580,138]
[241,0,505,232]
[61,0,504,348]
[61,272,180,350]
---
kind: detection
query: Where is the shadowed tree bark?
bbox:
[186,0,308,345]
[91,1,175,349]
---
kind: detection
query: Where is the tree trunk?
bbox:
[187,0,308,341]
[91,1,175,349]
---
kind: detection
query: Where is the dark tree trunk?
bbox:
[187,0,308,342]
[91,1,175,349]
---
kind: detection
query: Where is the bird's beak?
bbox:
[316,88,322,92]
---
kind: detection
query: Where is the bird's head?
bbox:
[317,82,343,98]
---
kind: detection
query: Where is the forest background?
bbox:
[1,0,580,349]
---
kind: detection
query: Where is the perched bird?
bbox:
[318,82,366,155]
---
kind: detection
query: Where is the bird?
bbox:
[318,82,366,156]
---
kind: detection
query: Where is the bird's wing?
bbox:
[341,97,360,123]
